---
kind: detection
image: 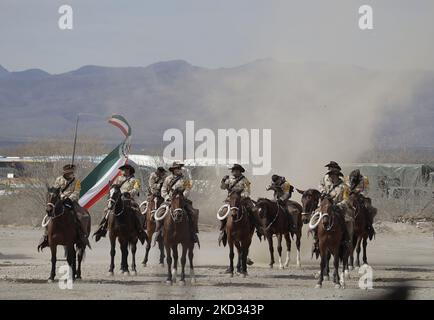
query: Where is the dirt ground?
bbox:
[0,222,433,300]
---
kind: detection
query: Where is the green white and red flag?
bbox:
[78,115,131,209]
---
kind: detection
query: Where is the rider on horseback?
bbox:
[349,169,376,240]
[144,166,167,228]
[218,164,260,247]
[312,161,354,258]
[37,164,90,251]
[93,164,147,244]
[266,174,298,234]
[153,162,200,245]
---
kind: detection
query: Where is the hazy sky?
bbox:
[1,0,433,73]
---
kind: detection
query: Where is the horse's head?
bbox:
[297,188,321,224]
[46,185,61,214]
[170,189,185,223]
[319,195,334,230]
[254,198,273,236]
[228,191,242,219]
[107,184,122,210]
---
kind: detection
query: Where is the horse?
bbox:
[42,186,90,282]
[156,189,195,285]
[217,191,255,277]
[106,184,139,276]
[312,195,347,289]
[139,195,165,267]
[348,193,371,269]
[255,198,303,268]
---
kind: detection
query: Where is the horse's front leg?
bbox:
[171,245,178,283]
[235,242,242,274]
[130,240,137,275]
[66,245,77,280]
[179,244,187,285]
[188,245,195,284]
[267,234,274,268]
[295,232,302,267]
[355,236,362,267]
[120,240,129,275]
[283,232,291,267]
[76,247,84,279]
[334,252,343,289]
[158,236,165,266]
[228,240,234,277]
[142,236,151,267]
[165,244,173,284]
[316,253,325,288]
[49,245,57,282]
[362,237,368,265]
[276,234,283,269]
[108,236,116,276]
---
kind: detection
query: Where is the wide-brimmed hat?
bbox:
[229,164,245,173]
[119,164,135,175]
[157,166,166,173]
[63,164,76,174]
[324,161,342,171]
[327,169,343,177]
[169,162,184,172]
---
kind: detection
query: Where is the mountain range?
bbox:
[1,59,433,154]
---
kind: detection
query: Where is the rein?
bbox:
[264,201,280,231]
[108,192,125,217]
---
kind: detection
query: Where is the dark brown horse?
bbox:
[221,192,254,277]
[314,196,347,289]
[296,188,321,225]
[106,184,139,276]
[348,193,371,269]
[255,198,302,268]
[157,189,195,285]
[140,195,165,266]
[43,186,90,282]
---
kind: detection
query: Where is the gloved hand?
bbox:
[221,175,229,183]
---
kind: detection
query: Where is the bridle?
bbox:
[108,187,125,217]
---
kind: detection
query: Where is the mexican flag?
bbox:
[78,115,131,209]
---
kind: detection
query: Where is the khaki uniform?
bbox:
[114,175,141,198]
[162,173,192,201]
[54,175,81,202]
[220,175,251,198]
[148,172,166,197]
[267,180,292,202]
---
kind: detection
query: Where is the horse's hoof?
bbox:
[123,271,130,276]
[75,276,82,281]
[229,273,234,278]
[159,263,164,267]
[47,278,54,283]
[166,280,172,285]
[334,283,341,289]
[344,270,350,279]
[315,284,322,289]
[269,264,274,269]
[296,263,302,268]
[314,272,320,279]
[107,271,114,277]
[142,262,147,267]
[279,264,283,270]
[179,280,186,286]
[242,272,248,278]
[324,275,330,281]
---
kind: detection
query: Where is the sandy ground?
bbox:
[0,223,433,300]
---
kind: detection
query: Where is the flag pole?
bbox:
[71,114,79,166]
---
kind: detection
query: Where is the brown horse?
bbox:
[221,192,254,277]
[140,195,165,267]
[106,184,139,276]
[157,189,195,285]
[43,186,90,282]
[349,193,371,269]
[314,196,347,289]
[255,198,303,268]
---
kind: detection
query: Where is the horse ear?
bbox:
[296,188,305,195]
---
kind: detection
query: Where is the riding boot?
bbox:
[93,215,108,242]
[218,219,227,247]
[37,228,49,252]
[133,213,147,245]
[74,214,91,249]
[187,213,200,248]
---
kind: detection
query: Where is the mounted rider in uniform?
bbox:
[153,162,200,245]
[93,164,147,244]
[218,164,260,246]
[348,169,376,240]
[311,161,354,258]
[144,166,167,228]
[266,174,298,234]
[37,164,90,251]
